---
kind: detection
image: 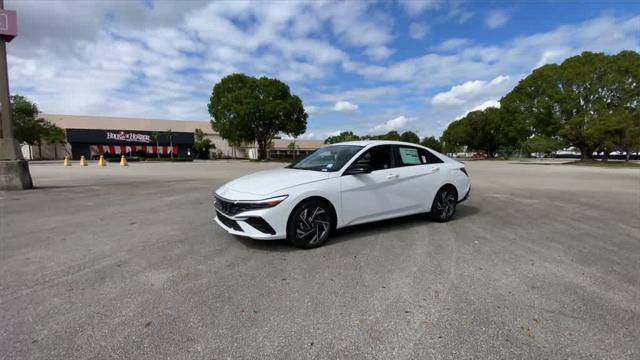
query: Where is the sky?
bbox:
[6,0,640,140]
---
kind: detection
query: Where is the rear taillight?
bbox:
[460,167,468,176]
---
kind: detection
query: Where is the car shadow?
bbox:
[328,204,481,246]
[235,204,481,251]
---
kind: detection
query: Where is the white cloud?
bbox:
[5,0,639,142]
[333,101,359,112]
[316,86,400,103]
[449,1,474,23]
[431,75,515,107]
[456,100,501,119]
[472,100,500,111]
[305,105,319,114]
[436,38,472,51]
[364,46,395,60]
[399,0,442,17]
[350,15,640,89]
[315,1,394,48]
[485,10,511,29]
[371,115,415,133]
[409,22,430,40]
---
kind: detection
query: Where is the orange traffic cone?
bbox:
[98,155,107,167]
[79,155,87,166]
[120,155,128,167]
[63,156,71,166]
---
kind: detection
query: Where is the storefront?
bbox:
[65,128,194,160]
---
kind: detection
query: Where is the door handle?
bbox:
[386,174,399,179]
[428,167,440,173]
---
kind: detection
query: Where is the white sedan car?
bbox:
[214,140,470,248]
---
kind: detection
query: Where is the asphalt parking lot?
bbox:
[1,160,639,359]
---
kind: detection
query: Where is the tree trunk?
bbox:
[54,144,58,160]
[37,142,42,160]
[580,147,592,161]
[602,150,609,162]
[258,144,267,160]
[156,140,160,159]
[625,151,631,162]
[170,137,174,160]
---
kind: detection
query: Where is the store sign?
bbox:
[0,10,17,42]
[106,131,151,143]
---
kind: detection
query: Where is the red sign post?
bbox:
[0,0,32,189]
[0,9,16,42]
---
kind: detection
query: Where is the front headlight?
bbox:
[214,194,289,215]
[241,195,289,209]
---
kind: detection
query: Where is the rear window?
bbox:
[396,146,444,166]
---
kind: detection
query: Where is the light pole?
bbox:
[0,0,32,189]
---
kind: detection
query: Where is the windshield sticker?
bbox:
[399,147,421,165]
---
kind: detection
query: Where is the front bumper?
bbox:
[214,212,285,240]
[458,186,471,203]
[213,193,289,240]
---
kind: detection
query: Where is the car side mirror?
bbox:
[345,163,372,175]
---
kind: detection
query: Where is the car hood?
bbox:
[218,167,330,198]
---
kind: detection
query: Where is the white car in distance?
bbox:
[214,140,471,248]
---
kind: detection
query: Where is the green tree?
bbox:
[287,140,300,160]
[11,95,67,159]
[193,128,213,159]
[523,136,565,156]
[458,108,502,157]
[441,106,528,158]
[43,123,66,159]
[442,118,470,155]
[501,51,640,160]
[619,110,640,161]
[325,131,361,144]
[208,73,307,160]
[11,95,44,146]
[400,130,420,144]
[380,130,401,141]
[420,136,443,152]
[151,131,161,159]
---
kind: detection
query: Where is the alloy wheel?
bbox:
[295,206,330,245]
[435,190,456,220]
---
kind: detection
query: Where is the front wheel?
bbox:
[430,187,457,222]
[287,199,333,249]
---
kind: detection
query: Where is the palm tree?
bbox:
[151,131,161,159]
[287,140,300,160]
[166,128,174,160]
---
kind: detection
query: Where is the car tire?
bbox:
[430,187,457,222]
[287,199,333,249]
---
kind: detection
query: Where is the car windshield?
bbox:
[288,145,363,172]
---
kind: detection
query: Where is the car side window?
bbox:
[395,146,444,166]
[354,145,394,171]
[421,148,444,164]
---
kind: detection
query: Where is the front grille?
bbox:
[244,217,276,235]
[214,196,264,216]
[216,211,243,231]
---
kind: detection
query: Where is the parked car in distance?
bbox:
[214,140,471,248]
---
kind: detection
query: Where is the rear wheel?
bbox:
[430,187,457,222]
[287,199,333,249]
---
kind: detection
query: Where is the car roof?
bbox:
[325,140,424,147]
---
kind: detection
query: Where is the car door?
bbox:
[391,145,444,212]
[340,145,406,226]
